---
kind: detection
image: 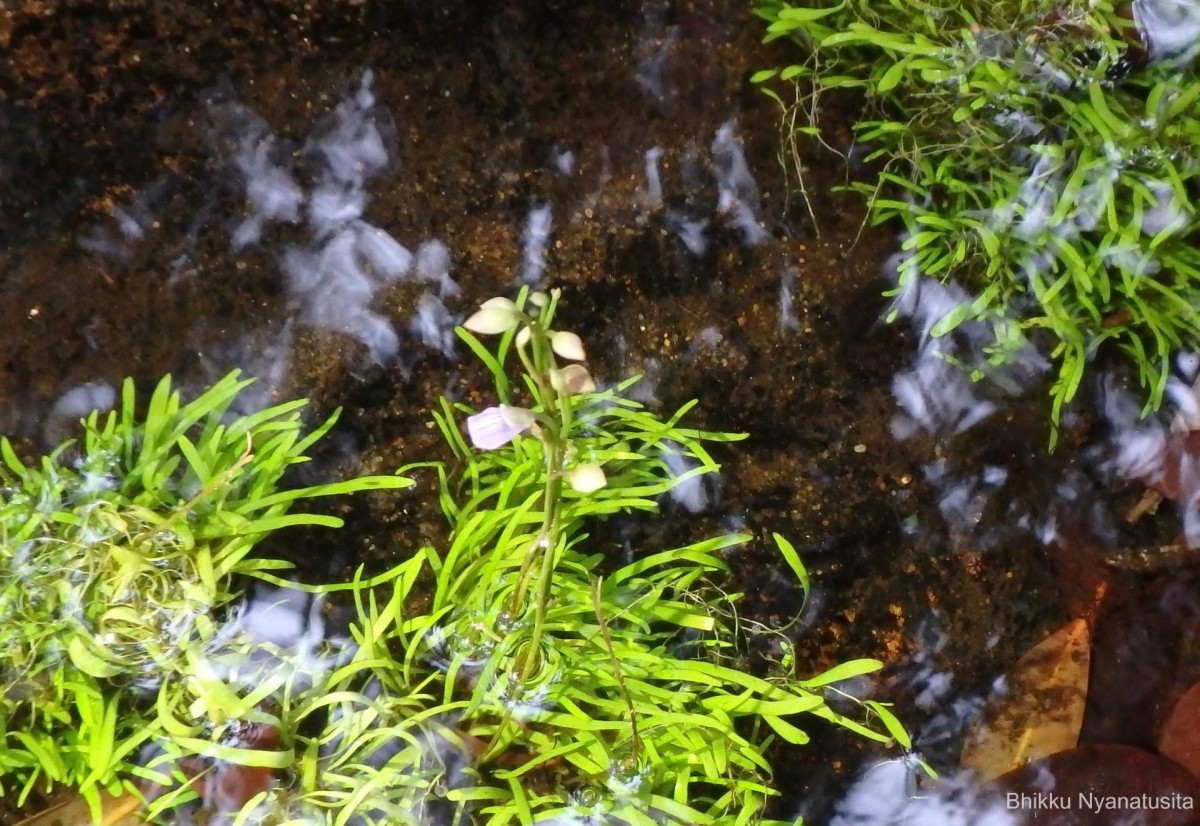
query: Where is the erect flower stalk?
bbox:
[462,290,602,675]
[519,438,565,683]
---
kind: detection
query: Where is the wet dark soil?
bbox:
[4,0,1197,823]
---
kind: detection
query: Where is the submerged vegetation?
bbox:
[752,0,1200,440]
[1,291,907,824]
[0,373,412,820]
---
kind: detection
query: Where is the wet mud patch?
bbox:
[7,0,1199,821]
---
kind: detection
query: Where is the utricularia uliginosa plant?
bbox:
[753,0,1200,442]
[2,293,909,825]
[241,289,906,825]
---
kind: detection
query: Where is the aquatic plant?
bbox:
[189,288,908,825]
[0,372,411,821]
[4,295,909,824]
[752,0,1200,442]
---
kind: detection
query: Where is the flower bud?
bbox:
[515,325,532,349]
[567,463,607,494]
[550,331,587,361]
[529,291,550,308]
[551,364,596,395]
[482,297,519,311]
[463,297,519,335]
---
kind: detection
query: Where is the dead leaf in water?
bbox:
[960,618,1090,781]
[993,744,1200,825]
[1160,680,1200,782]
[12,787,143,826]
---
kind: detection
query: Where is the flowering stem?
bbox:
[507,431,558,615]
[464,290,584,684]
[516,324,571,682]
[519,439,563,683]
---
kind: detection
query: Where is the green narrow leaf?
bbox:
[777,2,845,22]
[67,637,124,679]
[803,658,883,688]
[1163,80,1200,121]
[929,301,980,338]
[0,437,26,475]
[866,700,913,748]
[772,532,809,607]
[763,714,811,745]
[876,58,909,93]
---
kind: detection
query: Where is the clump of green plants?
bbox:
[3,294,910,825]
[187,288,909,825]
[0,372,411,820]
[753,0,1200,440]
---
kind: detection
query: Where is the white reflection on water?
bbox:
[78,187,162,261]
[43,381,116,445]
[886,240,1050,441]
[826,761,1015,826]
[1134,0,1200,64]
[634,0,676,102]
[519,203,554,285]
[888,270,999,439]
[643,146,664,206]
[779,269,800,333]
[712,120,770,246]
[230,131,303,250]
[201,71,461,367]
[1098,368,1200,546]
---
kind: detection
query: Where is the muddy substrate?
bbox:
[3,1,1194,822]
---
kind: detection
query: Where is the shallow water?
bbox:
[4,1,1200,823]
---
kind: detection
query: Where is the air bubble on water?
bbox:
[606,756,648,799]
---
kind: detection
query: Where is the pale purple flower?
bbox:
[467,405,536,450]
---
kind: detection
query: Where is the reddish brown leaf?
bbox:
[1161,681,1200,783]
[1142,430,1200,512]
[993,744,1200,825]
[961,618,1090,780]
